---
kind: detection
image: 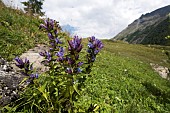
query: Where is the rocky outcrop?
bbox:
[0,57,24,107]
[0,44,49,107]
[150,63,170,80]
[11,44,49,73]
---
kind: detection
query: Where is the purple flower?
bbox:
[66,68,72,74]
[57,57,65,62]
[48,33,54,40]
[88,43,94,49]
[39,52,45,56]
[94,49,100,55]
[30,73,39,78]
[91,56,96,62]
[56,47,64,57]
[87,36,103,62]
[88,36,104,55]
[74,68,82,73]
[50,48,53,51]
[15,57,39,84]
[54,30,57,36]
[77,62,83,67]
[76,68,82,73]
[39,51,51,61]
[95,39,104,51]
[68,36,83,53]
[89,36,96,42]
[15,57,30,70]
[67,57,75,65]
[56,47,65,62]
[39,24,47,30]
[15,57,24,68]
[46,51,51,61]
[55,38,62,44]
[50,42,55,47]
[39,19,55,31]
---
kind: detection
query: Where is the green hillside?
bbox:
[1,1,170,112]
[0,0,48,61]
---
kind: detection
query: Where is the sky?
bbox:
[2,0,170,39]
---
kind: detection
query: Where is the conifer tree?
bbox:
[21,0,44,16]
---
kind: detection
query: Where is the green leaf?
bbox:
[54,88,58,97]
[38,82,49,101]
[70,86,74,95]
[53,81,56,85]
[19,77,28,86]
[73,84,80,95]
[38,82,47,93]
[93,104,100,112]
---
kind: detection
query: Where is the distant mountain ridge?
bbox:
[61,24,77,35]
[112,5,170,45]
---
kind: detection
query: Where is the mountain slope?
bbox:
[112,5,170,45]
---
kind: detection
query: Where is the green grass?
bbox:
[0,1,48,61]
[103,40,170,68]
[1,1,170,112]
[76,43,170,112]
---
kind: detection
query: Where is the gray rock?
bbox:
[0,57,25,107]
[0,44,49,107]
[150,63,170,80]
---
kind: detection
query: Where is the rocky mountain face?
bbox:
[112,5,170,45]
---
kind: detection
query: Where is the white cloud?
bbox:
[2,0,170,39]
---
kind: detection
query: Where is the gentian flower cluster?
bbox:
[39,19,62,65]
[40,19,59,33]
[39,19,103,76]
[40,18,62,49]
[65,36,84,74]
[15,57,38,83]
[68,36,83,53]
[56,47,65,62]
[87,36,104,62]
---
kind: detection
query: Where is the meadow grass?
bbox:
[76,46,170,112]
[0,1,48,61]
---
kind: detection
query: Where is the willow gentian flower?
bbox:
[56,47,65,62]
[77,62,83,67]
[76,68,82,73]
[48,33,54,40]
[87,36,104,62]
[66,68,72,74]
[30,73,39,78]
[67,57,75,65]
[15,57,31,70]
[15,57,38,82]
[39,51,51,62]
[56,47,64,57]
[55,38,62,44]
[40,19,55,31]
[88,36,104,55]
[15,57,24,69]
[68,36,83,53]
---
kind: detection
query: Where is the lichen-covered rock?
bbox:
[0,57,24,107]
[0,44,49,107]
